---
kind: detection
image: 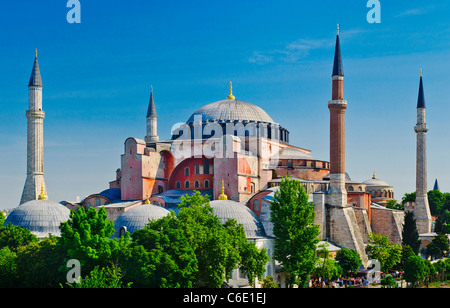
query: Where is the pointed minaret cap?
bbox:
[433,179,440,191]
[147,85,157,118]
[417,68,425,109]
[332,24,344,77]
[218,180,228,200]
[29,49,43,88]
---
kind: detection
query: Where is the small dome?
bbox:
[113,204,170,237]
[210,200,266,238]
[3,199,71,238]
[187,99,275,124]
[363,177,390,187]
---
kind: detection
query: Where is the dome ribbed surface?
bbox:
[3,199,70,238]
[113,204,170,237]
[210,200,266,238]
[187,99,274,124]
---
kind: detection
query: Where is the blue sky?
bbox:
[1,0,450,209]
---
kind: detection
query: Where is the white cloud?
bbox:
[396,6,434,17]
[248,29,365,65]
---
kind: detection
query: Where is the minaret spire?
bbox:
[417,69,425,109]
[414,69,432,233]
[20,50,47,204]
[145,84,159,144]
[332,24,344,78]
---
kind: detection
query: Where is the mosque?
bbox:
[5,26,435,287]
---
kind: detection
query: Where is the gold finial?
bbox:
[372,172,376,179]
[38,185,47,200]
[420,68,422,77]
[337,24,340,35]
[35,48,38,57]
[151,85,153,93]
[218,180,228,200]
[227,81,235,100]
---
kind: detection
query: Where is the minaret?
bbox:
[414,69,432,233]
[20,50,47,204]
[145,85,159,144]
[327,24,347,207]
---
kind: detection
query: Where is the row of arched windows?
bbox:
[184,161,211,176]
[176,179,210,189]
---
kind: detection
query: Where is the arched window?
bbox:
[185,180,190,188]
[176,181,181,189]
[348,186,354,192]
[194,180,200,189]
[95,198,101,207]
[195,164,200,175]
[119,226,127,238]
[184,167,190,176]
[204,180,210,189]
[158,185,164,194]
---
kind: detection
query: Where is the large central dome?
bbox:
[187,99,275,124]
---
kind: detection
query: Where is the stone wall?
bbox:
[370,206,404,243]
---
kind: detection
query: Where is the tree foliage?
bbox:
[335,247,361,275]
[270,176,320,287]
[402,211,421,254]
[403,255,425,287]
[366,233,402,272]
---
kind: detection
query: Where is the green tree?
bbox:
[270,176,320,288]
[380,275,396,288]
[400,244,416,268]
[223,219,268,287]
[162,191,268,288]
[366,233,402,272]
[15,235,66,288]
[401,192,416,206]
[176,192,240,287]
[59,206,122,276]
[0,212,5,226]
[402,211,421,254]
[261,276,279,288]
[403,255,425,287]
[0,247,17,287]
[0,223,38,252]
[121,212,198,288]
[428,190,444,216]
[66,266,131,288]
[386,199,403,210]
[426,234,449,260]
[335,247,361,275]
[423,259,436,287]
[314,243,343,287]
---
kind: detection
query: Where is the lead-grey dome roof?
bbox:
[113,204,170,237]
[3,199,70,238]
[210,200,266,238]
[187,99,275,124]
